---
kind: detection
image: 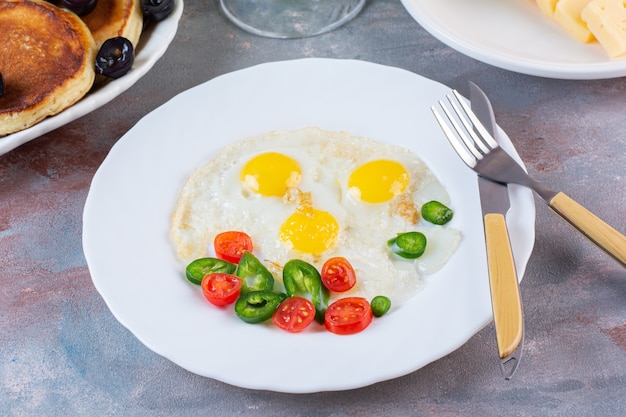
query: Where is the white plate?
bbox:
[400,0,626,80]
[83,58,535,393]
[0,0,184,156]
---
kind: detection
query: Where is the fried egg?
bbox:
[171,127,461,305]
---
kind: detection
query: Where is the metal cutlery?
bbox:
[470,82,523,379]
[432,89,626,269]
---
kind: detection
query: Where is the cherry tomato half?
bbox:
[214,231,253,263]
[201,273,242,307]
[321,257,357,293]
[272,296,316,333]
[324,297,373,335]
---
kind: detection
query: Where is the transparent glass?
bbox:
[219,0,367,39]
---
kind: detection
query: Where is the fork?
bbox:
[432,90,626,268]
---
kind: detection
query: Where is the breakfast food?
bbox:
[0,0,176,137]
[536,0,558,17]
[553,0,594,43]
[581,0,626,58]
[80,0,143,48]
[535,0,626,58]
[0,0,97,136]
[171,127,461,307]
[95,37,135,78]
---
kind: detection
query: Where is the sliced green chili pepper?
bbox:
[185,257,237,285]
[234,290,287,323]
[371,295,391,317]
[387,231,427,259]
[282,259,329,323]
[421,200,454,225]
[236,251,274,293]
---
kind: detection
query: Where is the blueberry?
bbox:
[62,0,98,16]
[141,0,174,21]
[95,37,134,79]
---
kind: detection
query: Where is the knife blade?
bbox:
[470,82,524,380]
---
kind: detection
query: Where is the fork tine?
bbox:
[431,89,504,171]
[430,105,477,168]
[445,94,487,157]
[451,90,499,150]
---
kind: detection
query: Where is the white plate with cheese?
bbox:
[0,0,183,156]
[83,59,536,393]
[401,0,626,80]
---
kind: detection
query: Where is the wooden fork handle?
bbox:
[549,192,626,268]
[484,213,524,359]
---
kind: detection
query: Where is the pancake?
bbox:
[0,0,97,136]
[80,0,143,48]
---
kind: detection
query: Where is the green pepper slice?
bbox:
[421,200,454,225]
[282,259,329,323]
[185,257,237,285]
[236,251,275,294]
[234,290,287,323]
[387,231,427,259]
[371,295,391,317]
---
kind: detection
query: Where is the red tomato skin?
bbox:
[201,273,243,307]
[321,257,357,292]
[214,231,253,263]
[324,297,373,335]
[272,296,316,333]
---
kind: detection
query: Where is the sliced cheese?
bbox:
[581,0,626,57]
[553,0,595,43]
[536,0,559,18]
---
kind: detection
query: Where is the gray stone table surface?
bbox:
[1,0,625,416]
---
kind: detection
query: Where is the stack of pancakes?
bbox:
[0,0,143,136]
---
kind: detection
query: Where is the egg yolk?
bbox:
[279,208,339,255]
[240,152,302,197]
[348,159,410,203]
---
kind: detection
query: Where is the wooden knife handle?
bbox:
[549,192,626,268]
[484,213,524,359]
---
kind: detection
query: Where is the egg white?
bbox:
[171,127,461,306]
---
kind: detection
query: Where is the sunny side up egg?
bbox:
[171,127,461,305]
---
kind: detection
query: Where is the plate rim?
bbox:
[400,0,626,80]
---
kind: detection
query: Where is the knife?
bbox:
[470,82,524,380]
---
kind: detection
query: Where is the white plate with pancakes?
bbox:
[83,58,536,393]
[401,0,626,80]
[0,0,183,156]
